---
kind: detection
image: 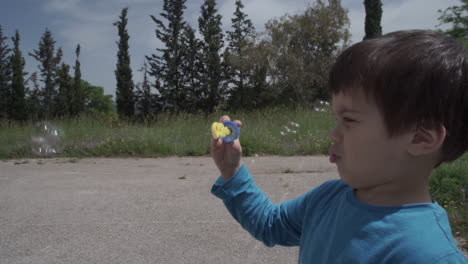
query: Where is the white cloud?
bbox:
[43,0,80,12]
[380,0,454,33]
[40,0,164,96]
[218,0,318,33]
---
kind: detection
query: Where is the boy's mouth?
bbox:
[328,147,341,163]
[329,153,340,163]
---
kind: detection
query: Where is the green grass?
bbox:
[430,153,468,250]
[0,108,466,247]
[0,107,335,159]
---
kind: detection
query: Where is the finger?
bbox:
[211,138,223,150]
[220,115,230,123]
[234,120,242,128]
[229,138,242,153]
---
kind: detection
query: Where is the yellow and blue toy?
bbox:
[211,121,240,143]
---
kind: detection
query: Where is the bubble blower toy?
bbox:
[211,121,240,143]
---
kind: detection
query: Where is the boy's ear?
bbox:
[406,125,446,156]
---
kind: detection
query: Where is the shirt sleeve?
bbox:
[211,164,317,247]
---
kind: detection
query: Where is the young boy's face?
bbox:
[329,88,412,189]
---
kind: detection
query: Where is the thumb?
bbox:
[215,138,222,148]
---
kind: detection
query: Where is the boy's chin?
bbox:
[338,174,351,186]
[337,171,359,189]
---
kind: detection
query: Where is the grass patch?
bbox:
[430,153,468,249]
[0,107,334,159]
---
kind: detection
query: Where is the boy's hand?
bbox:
[211,115,242,181]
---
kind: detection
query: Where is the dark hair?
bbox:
[329,30,468,163]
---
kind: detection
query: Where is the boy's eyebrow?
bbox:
[332,107,362,115]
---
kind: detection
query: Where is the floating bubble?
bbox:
[313,100,331,112]
[314,107,327,112]
[31,121,64,156]
[280,121,300,136]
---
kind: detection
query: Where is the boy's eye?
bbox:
[343,117,355,123]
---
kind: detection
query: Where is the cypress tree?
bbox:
[55,62,72,118]
[72,44,83,116]
[198,0,224,114]
[9,30,27,121]
[226,0,255,109]
[52,47,63,117]
[134,62,152,118]
[363,0,383,40]
[114,7,135,119]
[0,25,11,120]
[147,0,187,113]
[29,29,62,118]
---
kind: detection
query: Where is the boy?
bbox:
[210,30,468,263]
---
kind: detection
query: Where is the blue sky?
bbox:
[0,0,458,98]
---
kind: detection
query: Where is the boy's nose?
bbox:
[329,124,342,144]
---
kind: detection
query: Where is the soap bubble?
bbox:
[313,100,330,112]
[280,121,300,137]
[279,121,301,153]
[280,121,300,136]
[31,121,64,156]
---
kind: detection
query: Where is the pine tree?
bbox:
[198,0,224,114]
[363,0,383,40]
[245,40,271,109]
[9,30,27,121]
[72,44,83,117]
[225,0,255,109]
[147,0,187,113]
[29,29,62,118]
[0,25,11,120]
[180,25,203,112]
[114,7,135,119]
[25,72,43,120]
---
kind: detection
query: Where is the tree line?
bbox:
[0,0,387,122]
[118,0,465,120]
[117,0,352,119]
[1,0,465,122]
[0,30,113,123]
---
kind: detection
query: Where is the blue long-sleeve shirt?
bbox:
[211,164,467,263]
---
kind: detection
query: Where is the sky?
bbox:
[0,0,459,98]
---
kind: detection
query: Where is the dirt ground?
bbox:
[0,156,466,263]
